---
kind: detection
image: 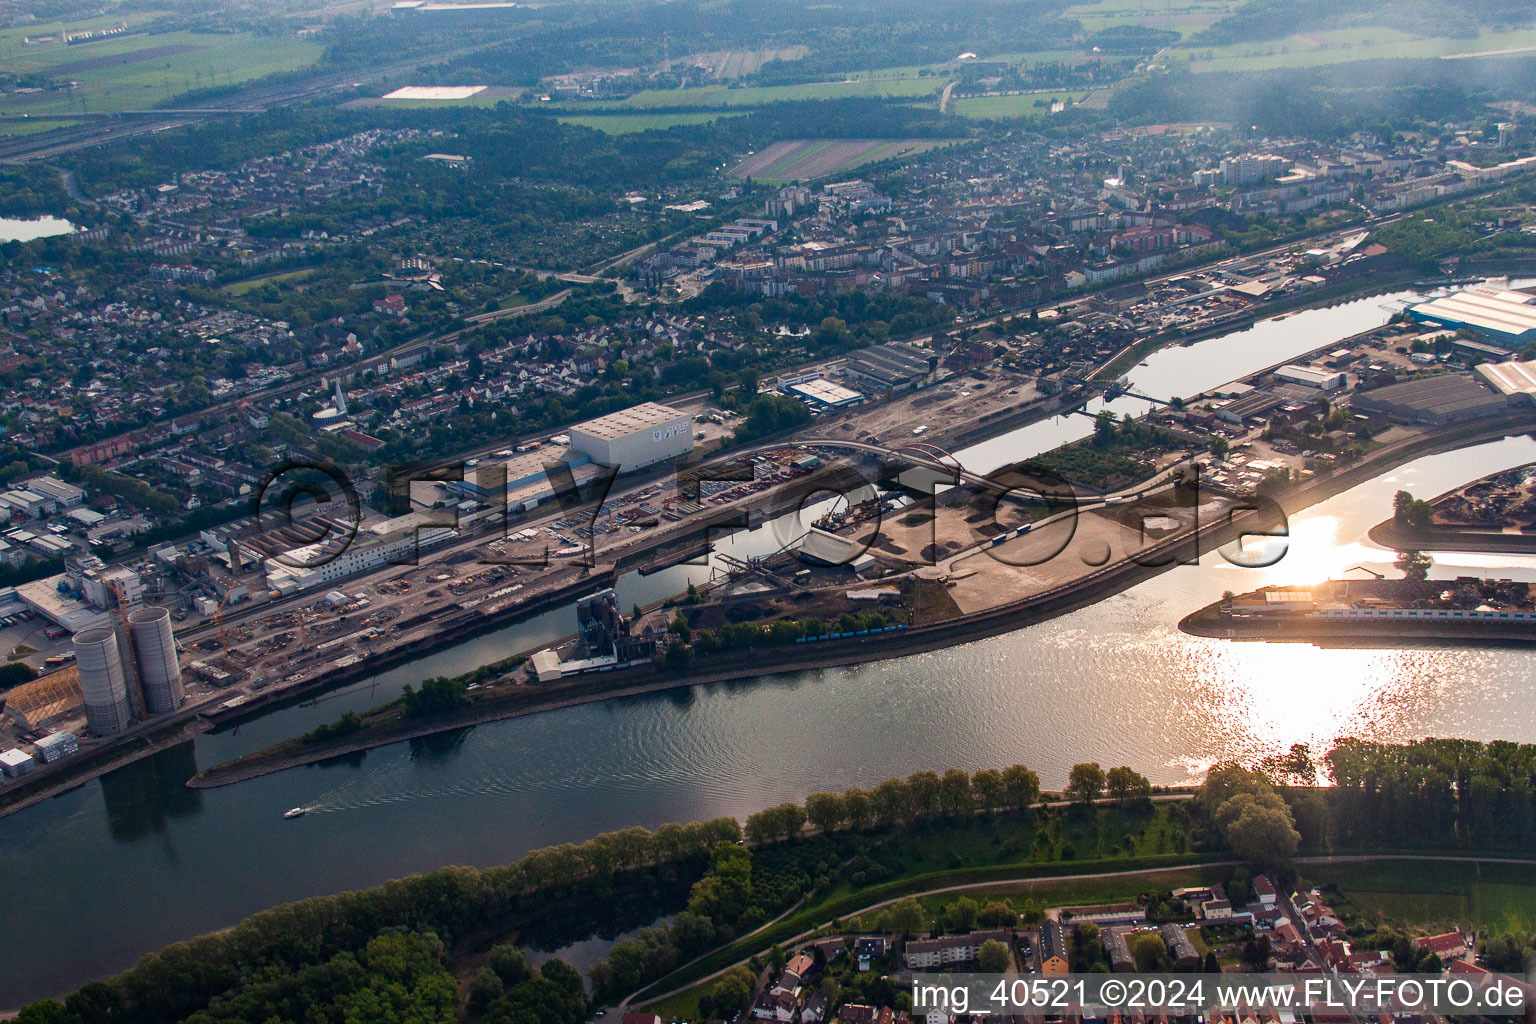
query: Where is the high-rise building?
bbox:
[1220,153,1289,187]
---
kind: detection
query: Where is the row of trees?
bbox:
[739,762,1156,844]
[1324,737,1536,849]
[745,765,1046,844]
[674,611,897,655]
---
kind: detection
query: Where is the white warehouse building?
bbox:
[569,402,694,472]
[1273,364,1347,390]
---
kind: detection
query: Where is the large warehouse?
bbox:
[1476,358,1536,405]
[1406,285,1536,345]
[569,402,694,471]
[1351,374,1508,425]
[842,343,937,394]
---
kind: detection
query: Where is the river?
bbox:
[3,287,1536,1007]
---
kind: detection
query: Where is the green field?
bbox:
[1308,860,1536,933]
[0,117,78,137]
[1176,25,1536,72]
[1063,0,1242,39]
[223,267,317,296]
[552,74,944,113]
[0,27,322,122]
[556,111,748,134]
[951,90,1091,120]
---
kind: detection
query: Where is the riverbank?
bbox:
[1366,517,1536,554]
[0,720,200,820]
[188,411,1536,790]
[0,272,1452,816]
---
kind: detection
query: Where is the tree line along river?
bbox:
[4,288,1536,1008]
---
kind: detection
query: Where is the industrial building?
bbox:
[446,448,607,514]
[574,588,654,664]
[74,626,132,735]
[842,343,937,394]
[1476,358,1536,404]
[1407,285,1536,344]
[1272,364,1347,390]
[1217,389,1286,425]
[568,402,693,472]
[33,731,78,763]
[128,607,185,715]
[70,605,186,735]
[1351,374,1508,425]
[784,378,865,410]
[0,667,83,732]
[262,512,459,593]
[0,747,34,777]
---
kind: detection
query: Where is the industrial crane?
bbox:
[213,588,234,655]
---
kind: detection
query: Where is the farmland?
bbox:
[729,138,952,181]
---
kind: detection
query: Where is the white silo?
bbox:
[73,627,132,735]
[128,606,184,714]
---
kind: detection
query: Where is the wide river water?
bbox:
[5,287,1536,1006]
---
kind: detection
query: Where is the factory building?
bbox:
[1272,364,1347,390]
[1407,285,1536,344]
[70,605,185,733]
[33,731,79,763]
[783,378,865,410]
[842,343,937,394]
[263,512,460,594]
[73,626,132,735]
[1476,358,1536,405]
[1351,374,1508,425]
[446,449,606,513]
[128,606,185,715]
[568,402,694,472]
[1217,389,1286,425]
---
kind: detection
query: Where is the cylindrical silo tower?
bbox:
[128,606,184,715]
[73,627,132,735]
